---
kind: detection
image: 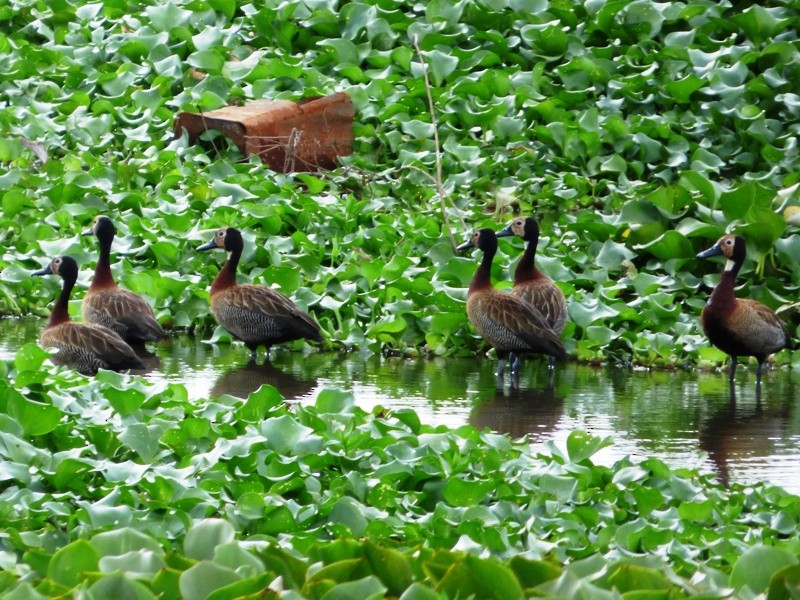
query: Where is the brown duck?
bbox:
[197,227,322,357]
[497,216,567,366]
[33,256,145,375]
[697,234,788,389]
[82,216,165,344]
[458,228,566,377]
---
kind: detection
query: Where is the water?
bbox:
[4,316,800,493]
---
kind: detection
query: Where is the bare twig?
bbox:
[411,36,466,250]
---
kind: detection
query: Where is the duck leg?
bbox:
[547,355,555,369]
[728,356,738,384]
[496,350,508,379]
[509,352,522,377]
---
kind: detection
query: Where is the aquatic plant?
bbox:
[3,349,800,598]
[1,0,799,371]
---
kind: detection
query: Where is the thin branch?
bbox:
[411,36,466,250]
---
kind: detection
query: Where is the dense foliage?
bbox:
[2,349,800,598]
[4,1,800,597]
[1,0,800,366]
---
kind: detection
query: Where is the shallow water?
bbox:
[4,316,800,493]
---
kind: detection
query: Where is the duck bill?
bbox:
[197,239,217,251]
[456,238,474,252]
[495,226,514,239]
[32,264,53,276]
[81,227,93,236]
[697,243,723,259]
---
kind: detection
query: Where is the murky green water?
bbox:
[4,316,800,493]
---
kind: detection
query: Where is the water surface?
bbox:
[4,317,800,493]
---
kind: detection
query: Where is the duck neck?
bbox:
[468,245,495,295]
[90,235,117,289]
[211,247,240,295]
[515,238,542,283]
[708,260,740,308]
[47,278,74,328]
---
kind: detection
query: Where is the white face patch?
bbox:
[724,259,736,272]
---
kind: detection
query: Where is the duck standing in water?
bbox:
[197,227,322,358]
[33,256,145,375]
[697,234,788,392]
[458,228,566,379]
[496,216,567,368]
[82,216,166,345]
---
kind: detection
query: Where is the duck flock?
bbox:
[33,215,788,392]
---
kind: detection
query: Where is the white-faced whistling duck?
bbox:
[496,216,568,368]
[457,228,566,378]
[197,227,323,358]
[697,234,788,391]
[82,216,165,344]
[33,256,145,375]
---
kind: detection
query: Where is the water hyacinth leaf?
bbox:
[98,551,165,580]
[179,561,241,600]
[316,388,356,414]
[90,571,161,599]
[329,497,369,537]
[509,556,561,588]
[14,343,49,372]
[205,573,276,600]
[7,389,62,437]
[364,541,413,596]
[398,583,439,600]
[595,240,635,270]
[91,528,164,557]
[443,477,494,506]
[184,520,236,561]
[635,231,694,261]
[566,431,613,463]
[319,575,387,600]
[47,539,100,587]
[261,414,314,454]
[607,563,673,593]
[729,545,798,593]
[438,555,523,600]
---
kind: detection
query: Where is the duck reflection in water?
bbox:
[470,382,564,440]
[210,357,318,401]
[698,385,791,487]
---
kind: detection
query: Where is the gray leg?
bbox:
[728,356,738,384]
[548,355,555,369]
[510,352,522,377]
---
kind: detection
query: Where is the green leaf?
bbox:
[443,477,494,506]
[730,545,798,593]
[179,561,241,600]
[320,575,387,600]
[7,389,62,437]
[260,414,314,454]
[48,539,100,587]
[184,520,236,560]
[14,343,49,372]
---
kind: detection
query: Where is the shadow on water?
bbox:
[210,358,318,401]
[3,317,800,492]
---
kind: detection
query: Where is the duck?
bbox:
[197,227,323,357]
[697,234,788,390]
[82,215,166,344]
[496,216,567,367]
[32,256,145,375]
[457,228,566,378]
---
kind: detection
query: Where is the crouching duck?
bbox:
[33,256,145,375]
[496,216,568,368]
[458,228,566,378]
[82,215,166,344]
